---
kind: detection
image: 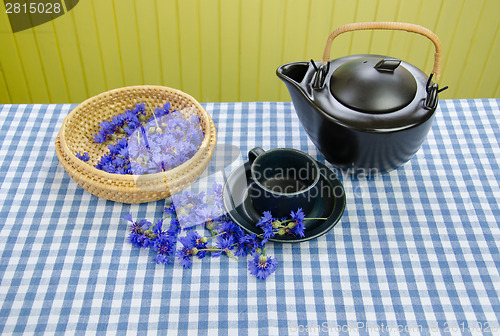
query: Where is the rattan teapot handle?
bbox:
[322,22,442,79]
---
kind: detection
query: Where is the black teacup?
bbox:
[248,147,320,218]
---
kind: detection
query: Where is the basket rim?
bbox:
[58,85,216,181]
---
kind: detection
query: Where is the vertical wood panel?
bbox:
[440,0,484,98]
[411,0,442,76]
[220,0,240,101]
[92,0,124,91]
[305,0,334,60]
[51,12,88,103]
[31,21,70,102]
[0,63,11,103]
[1,0,499,103]
[12,29,50,101]
[350,0,377,56]
[239,0,261,101]
[391,0,420,65]
[0,9,31,102]
[369,0,400,56]
[135,0,162,86]
[280,0,311,100]
[457,0,500,98]
[71,1,106,98]
[156,0,181,90]
[431,1,463,98]
[328,1,357,59]
[199,0,220,102]
[257,0,286,101]
[177,0,201,100]
[476,26,500,97]
[114,0,143,86]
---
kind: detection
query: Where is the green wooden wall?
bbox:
[1,0,499,104]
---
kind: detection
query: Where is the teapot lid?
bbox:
[330,56,417,113]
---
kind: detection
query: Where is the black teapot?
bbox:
[277,22,448,175]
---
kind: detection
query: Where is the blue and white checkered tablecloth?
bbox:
[0,100,499,335]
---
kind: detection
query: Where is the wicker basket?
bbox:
[55,85,217,203]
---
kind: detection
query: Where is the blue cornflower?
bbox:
[166,217,181,237]
[111,114,125,127]
[93,120,115,143]
[181,191,206,206]
[153,234,176,264]
[152,218,164,235]
[179,230,200,247]
[93,129,108,143]
[218,219,236,234]
[180,230,208,258]
[248,253,278,280]
[256,211,277,244]
[220,219,245,241]
[235,233,262,257]
[193,206,222,225]
[130,162,148,175]
[118,146,128,158]
[179,232,196,250]
[154,101,171,117]
[256,211,274,230]
[212,235,236,258]
[164,203,177,217]
[123,213,134,222]
[210,182,223,207]
[290,208,306,237]
[261,224,275,244]
[125,215,153,248]
[76,152,90,162]
[93,102,205,175]
[113,157,127,166]
[177,230,197,265]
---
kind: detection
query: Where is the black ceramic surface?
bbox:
[249,147,320,218]
[330,56,418,113]
[277,54,444,174]
[223,160,346,243]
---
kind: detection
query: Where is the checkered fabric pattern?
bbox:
[0,100,499,335]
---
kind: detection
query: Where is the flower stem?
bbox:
[197,248,220,252]
[206,231,226,240]
[196,247,239,261]
[147,102,160,128]
[280,218,328,224]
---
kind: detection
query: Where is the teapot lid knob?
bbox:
[374,59,401,72]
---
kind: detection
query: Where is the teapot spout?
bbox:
[276,61,317,119]
[276,62,309,86]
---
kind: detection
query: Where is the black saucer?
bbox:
[223,160,346,243]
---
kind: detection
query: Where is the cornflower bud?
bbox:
[259,255,268,264]
[206,221,214,231]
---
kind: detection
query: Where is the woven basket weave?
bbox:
[55,85,217,203]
